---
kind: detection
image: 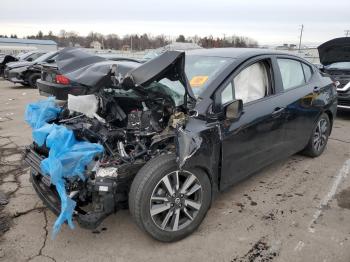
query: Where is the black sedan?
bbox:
[24,48,337,242]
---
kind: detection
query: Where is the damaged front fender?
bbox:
[175,118,222,194]
[176,127,202,170]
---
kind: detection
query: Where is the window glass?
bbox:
[29,52,46,61]
[221,82,233,105]
[233,62,269,104]
[33,51,56,63]
[302,63,312,82]
[277,59,305,90]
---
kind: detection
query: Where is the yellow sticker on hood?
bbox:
[190,76,209,87]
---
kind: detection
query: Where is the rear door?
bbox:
[219,56,288,188]
[273,56,322,154]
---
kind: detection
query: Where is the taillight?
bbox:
[55,75,70,85]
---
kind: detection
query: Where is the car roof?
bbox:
[186,48,290,59]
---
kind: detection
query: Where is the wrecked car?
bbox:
[24,48,337,242]
[4,51,57,87]
[0,51,45,78]
[318,37,350,110]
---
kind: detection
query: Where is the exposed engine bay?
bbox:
[29,86,188,229]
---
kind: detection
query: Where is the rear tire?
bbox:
[129,154,211,242]
[302,113,331,157]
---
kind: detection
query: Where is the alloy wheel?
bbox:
[313,118,328,152]
[150,170,202,232]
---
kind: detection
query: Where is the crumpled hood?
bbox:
[122,51,196,100]
[318,37,350,66]
[6,61,33,69]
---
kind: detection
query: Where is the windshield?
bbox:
[326,62,350,70]
[27,52,46,61]
[33,52,56,63]
[157,55,233,104]
[185,55,233,97]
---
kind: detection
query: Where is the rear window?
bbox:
[277,59,305,90]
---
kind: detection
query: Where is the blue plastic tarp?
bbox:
[25,98,104,238]
[25,97,61,129]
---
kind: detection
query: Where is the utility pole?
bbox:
[345,30,350,37]
[298,24,304,52]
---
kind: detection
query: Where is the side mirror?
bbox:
[27,58,33,62]
[225,100,243,121]
[46,59,55,63]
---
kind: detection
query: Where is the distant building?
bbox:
[122,45,130,51]
[0,37,57,54]
[276,43,297,50]
[90,41,102,50]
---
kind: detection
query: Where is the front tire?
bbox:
[302,113,331,157]
[28,73,41,88]
[129,154,211,242]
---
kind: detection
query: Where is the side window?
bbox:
[277,59,305,90]
[221,82,233,105]
[302,63,313,82]
[219,60,271,106]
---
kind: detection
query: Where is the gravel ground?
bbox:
[0,79,350,262]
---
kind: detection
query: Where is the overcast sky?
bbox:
[1,0,349,46]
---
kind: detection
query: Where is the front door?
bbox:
[218,57,287,189]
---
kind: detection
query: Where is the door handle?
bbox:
[271,107,285,117]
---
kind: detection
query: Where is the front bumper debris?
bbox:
[23,145,126,229]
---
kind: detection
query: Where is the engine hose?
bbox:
[132,141,147,158]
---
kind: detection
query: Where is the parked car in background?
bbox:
[4,51,58,87]
[37,50,141,99]
[318,37,350,110]
[0,51,46,77]
[24,48,337,242]
[143,42,203,61]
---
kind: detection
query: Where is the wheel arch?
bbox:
[324,109,334,134]
[189,164,218,202]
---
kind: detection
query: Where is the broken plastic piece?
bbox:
[67,94,98,118]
